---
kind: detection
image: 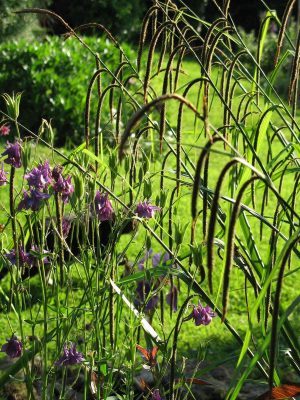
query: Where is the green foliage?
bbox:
[0,0,49,40]
[48,0,147,40]
[0,36,134,146]
[239,18,298,97]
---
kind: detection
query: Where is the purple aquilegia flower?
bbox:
[62,217,72,239]
[135,201,161,219]
[152,252,170,268]
[166,285,178,312]
[2,141,22,168]
[93,191,114,222]
[53,175,74,203]
[5,246,33,267]
[135,280,159,312]
[0,124,10,136]
[0,165,8,186]
[1,335,22,358]
[137,249,153,270]
[152,389,163,400]
[187,302,216,326]
[29,246,50,266]
[55,342,84,366]
[25,160,52,190]
[18,189,51,211]
[52,165,63,182]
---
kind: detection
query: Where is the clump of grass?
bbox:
[0,0,299,399]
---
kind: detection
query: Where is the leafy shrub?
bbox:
[0,0,49,40]
[0,36,134,146]
[238,18,298,97]
[47,0,148,41]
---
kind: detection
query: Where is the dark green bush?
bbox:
[47,0,148,41]
[0,0,49,40]
[238,18,298,98]
[0,36,134,146]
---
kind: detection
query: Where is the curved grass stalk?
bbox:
[118,93,203,159]
[222,176,260,320]
[274,0,297,66]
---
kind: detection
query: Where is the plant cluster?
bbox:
[0,0,299,399]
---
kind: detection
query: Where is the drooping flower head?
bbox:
[187,302,216,326]
[25,160,52,190]
[134,249,178,312]
[5,246,33,267]
[166,285,178,312]
[0,124,10,136]
[1,141,22,168]
[1,335,22,358]
[135,249,158,311]
[29,246,50,266]
[55,342,84,366]
[0,165,8,186]
[62,217,72,239]
[18,189,51,211]
[53,175,74,204]
[135,280,159,312]
[93,191,114,222]
[152,389,163,400]
[52,165,64,182]
[135,201,161,219]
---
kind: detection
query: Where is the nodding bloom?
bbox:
[53,175,74,203]
[5,246,33,267]
[93,191,114,222]
[0,124,10,136]
[29,246,50,266]
[186,302,216,326]
[18,189,51,211]
[1,141,22,168]
[152,389,163,400]
[1,335,22,358]
[55,342,84,366]
[135,280,159,312]
[62,217,72,239]
[135,250,178,312]
[135,201,161,219]
[166,285,178,312]
[52,165,64,182]
[5,245,49,267]
[25,160,52,190]
[0,165,8,186]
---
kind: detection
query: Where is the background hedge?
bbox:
[0,37,133,146]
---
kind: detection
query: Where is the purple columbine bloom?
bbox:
[1,335,22,358]
[135,201,161,219]
[25,160,52,190]
[55,342,84,366]
[29,246,50,266]
[53,175,74,203]
[166,285,178,312]
[62,217,72,238]
[0,124,10,136]
[137,249,153,270]
[18,189,51,211]
[187,302,216,326]
[2,141,22,168]
[135,280,159,312]
[5,246,33,267]
[93,191,114,222]
[52,165,64,182]
[0,165,8,186]
[152,389,162,400]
